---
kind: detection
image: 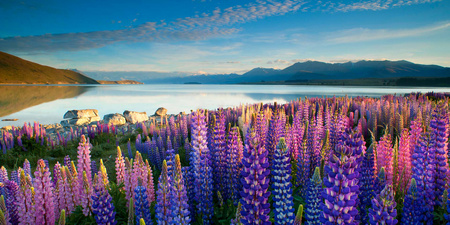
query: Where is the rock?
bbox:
[1,119,18,121]
[45,123,63,132]
[63,109,99,119]
[45,123,63,134]
[123,110,148,124]
[44,124,56,129]
[155,107,168,117]
[59,120,69,127]
[61,118,89,127]
[55,127,65,133]
[103,113,126,126]
[89,121,100,126]
[86,116,101,124]
[61,109,100,127]
[1,126,13,131]
[60,116,100,127]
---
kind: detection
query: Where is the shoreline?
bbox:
[0,111,175,141]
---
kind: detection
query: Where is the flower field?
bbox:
[0,92,449,225]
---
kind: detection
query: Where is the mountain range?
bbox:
[142,60,450,84]
[1,50,449,85]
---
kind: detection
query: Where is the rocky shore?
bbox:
[0,107,184,139]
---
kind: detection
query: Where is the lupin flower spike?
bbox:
[58,209,66,225]
[116,146,126,185]
[230,202,243,225]
[272,137,294,224]
[34,159,56,225]
[91,175,117,225]
[127,198,134,225]
[170,154,190,225]
[240,128,271,225]
[321,129,362,224]
[401,178,421,224]
[305,167,322,225]
[190,109,213,224]
[99,159,109,188]
[368,185,398,225]
[0,208,6,225]
[294,205,304,225]
[134,179,151,225]
[156,160,172,224]
[0,195,10,225]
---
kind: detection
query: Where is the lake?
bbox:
[1,84,449,127]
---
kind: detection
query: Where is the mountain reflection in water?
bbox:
[0,85,89,117]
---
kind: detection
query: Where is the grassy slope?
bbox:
[0,51,99,84]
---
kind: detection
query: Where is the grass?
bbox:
[0,132,136,181]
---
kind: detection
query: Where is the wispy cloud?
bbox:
[322,0,442,12]
[0,0,305,53]
[0,0,443,53]
[0,24,239,52]
[267,59,291,64]
[291,58,318,63]
[326,21,450,43]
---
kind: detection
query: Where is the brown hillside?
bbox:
[0,51,99,84]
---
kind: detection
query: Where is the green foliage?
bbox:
[90,133,116,148]
[89,133,124,184]
[177,146,189,167]
[433,190,448,224]
[292,185,305,222]
[0,135,50,169]
[109,183,128,225]
[290,157,298,187]
[433,205,447,224]
[66,183,128,225]
[118,133,137,145]
[394,188,405,223]
[66,206,96,225]
[212,199,238,225]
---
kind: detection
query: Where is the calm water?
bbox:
[1,84,449,127]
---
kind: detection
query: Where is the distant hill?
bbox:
[82,71,192,83]
[98,80,143,84]
[145,60,450,85]
[0,51,99,84]
[278,60,450,80]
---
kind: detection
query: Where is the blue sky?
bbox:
[0,0,449,74]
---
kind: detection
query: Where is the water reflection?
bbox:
[0,85,89,117]
[1,84,449,127]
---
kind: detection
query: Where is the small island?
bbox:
[97,80,144,85]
